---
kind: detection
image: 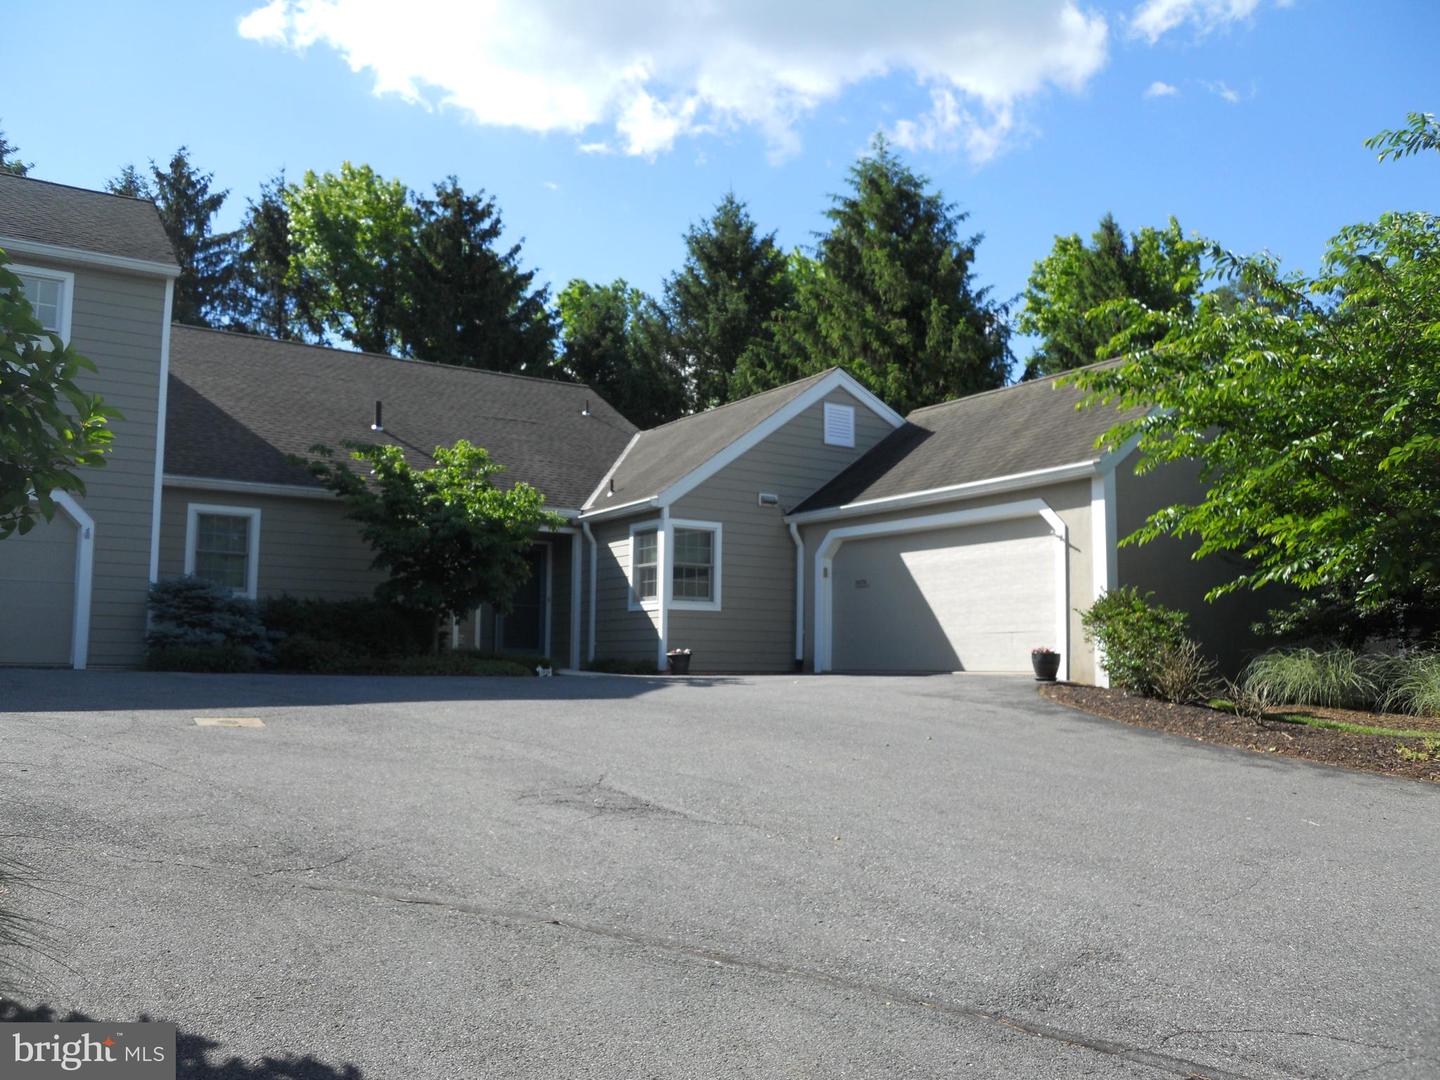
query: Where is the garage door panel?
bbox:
[0,515,77,666]
[831,518,1054,673]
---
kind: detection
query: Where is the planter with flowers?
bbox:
[1031,647,1061,682]
[667,648,692,675]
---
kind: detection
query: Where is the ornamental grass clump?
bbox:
[1242,647,1387,710]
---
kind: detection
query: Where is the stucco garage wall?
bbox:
[799,478,1097,684]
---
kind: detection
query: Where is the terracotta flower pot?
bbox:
[1031,651,1060,682]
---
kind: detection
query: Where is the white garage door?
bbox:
[0,514,77,666]
[830,517,1056,673]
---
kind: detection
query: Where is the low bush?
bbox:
[1383,653,1440,717]
[1242,647,1388,710]
[146,577,269,658]
[1152,638,1217,705]
[273,634,361,674]
[261,595,433,658]
[1080,587,1191,697]
[382,654,532,677]
[142,644,261,673]
[585,657,660,675]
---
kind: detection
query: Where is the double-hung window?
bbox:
[13,265,74,345]
[628,521,721,611]
[671,527,715,603]
[185,504,261,598]
[631,527,659,607]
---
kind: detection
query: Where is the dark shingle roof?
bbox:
[0,173,176,267]
[165,327,637,510]
[583,369,835,509]
[792,368,1142,513]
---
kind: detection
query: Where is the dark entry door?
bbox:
[501,546,547,654]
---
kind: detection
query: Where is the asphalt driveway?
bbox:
[0,669,1435,1079]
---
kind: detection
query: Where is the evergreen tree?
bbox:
[148,148,239,326]
[399,178,556,374]
[231,172,313,340]
[1018,213,1201,379]
[741,137,1010,414]
[555,279,686,428]
[0,125,32,177]
[662,193,792,411]
[105,164,152,199]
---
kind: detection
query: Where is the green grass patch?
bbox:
[1209,698,1434,740]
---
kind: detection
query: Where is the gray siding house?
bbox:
[1,173,1243,684]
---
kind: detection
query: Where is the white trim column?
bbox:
[147,278,175,583]
[51,491,95,670]
[1090,472,1118,687]
[569,533,582,670]
[655,507,671,671]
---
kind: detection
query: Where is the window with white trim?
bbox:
[12,264,74,345]
[185,504,261,598]
[632,527,658,606]
[823,402,855,447]
[671,527,714,602]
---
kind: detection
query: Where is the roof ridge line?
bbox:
[906,361,1115,417]
[635,366,838,436]
[0,171,156,206]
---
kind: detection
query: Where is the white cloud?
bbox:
[1129,0,1265,43]
[1205,79,1243,103]
[237,0,1109,163]
[1143,80,1179,98]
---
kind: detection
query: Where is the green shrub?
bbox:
[382,654,532,677]
[1080,587,1191,696]
[1383,653,1440,717]
[585,657,660,675]
[261,595,433,657]
[274,634,360,674]
[142,644,261,673]
[146,577,269,656]
[1242,647,1388,710]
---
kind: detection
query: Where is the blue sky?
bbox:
[5,0,1435,370]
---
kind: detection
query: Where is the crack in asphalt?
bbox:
[1157,1026,1402,1052]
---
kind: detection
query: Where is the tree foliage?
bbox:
[231,172,312,340]
[0,254,114,539]
[740,137,1009,414]
[663,193,793,410]
[398,178,556,373]
[0,124,32,177]
[1365,110,1439,161]
[1068,147,1440,632]
[147,148,240,327]
[300,440,564,646]
[555,279,685,428]
[287,163,418,355]
[1018,213,1202,379]
[105,164,151,199]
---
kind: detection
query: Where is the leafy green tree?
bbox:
[1366,110,1439,160]
[745,137,1009,414]
[105,164,152,199]
[301,440,564,650]
[555,279,686,428]
[662,193,793,410]
[231,172,313,340]
[148,148,239,326]
[1069,158,1440,636]
[0,254,115,539]
[287,163,418,354]
[399,178,556,373]
[0,125,32,177]
[1018,214,1202,379]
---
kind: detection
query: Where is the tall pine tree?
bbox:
[740,137,1009,414]
[232,172,313,340]
[662,193,792,411]
[147,148,239,326]
[105,165,151,199]
[0,124,32,176]
[399,178,556,374]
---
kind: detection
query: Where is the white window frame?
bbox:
[184,503,262,599]
[668,518,722,612]
[627,519,661,611]
[823,401,855,448]
[11,263,75,347]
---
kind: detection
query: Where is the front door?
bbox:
[500,546,547,655]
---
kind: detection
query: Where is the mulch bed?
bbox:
[1039,683,1440,784]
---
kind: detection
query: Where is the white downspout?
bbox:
[581,521,598,663]
[788,521,805,670]
[656,506,671,672]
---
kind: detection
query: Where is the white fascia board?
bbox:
[655,370,904,509]
[577,496,659,522]
[785,459,1099,525]
[581,431,641,511]
[163,474,335,501]
[0,235,181,279]
[147,279,176,582]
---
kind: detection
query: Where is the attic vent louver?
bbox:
[371,400,384,432]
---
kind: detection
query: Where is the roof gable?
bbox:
[0,173,177,271]
[164,327,637,510]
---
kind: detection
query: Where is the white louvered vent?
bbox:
[823,402,855,447]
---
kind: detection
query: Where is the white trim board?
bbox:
[581,431,641,511]
[148,278,175,581]
[49,491,95,670]
[653,369,904,508]
[183,502,262,599]
[1089,472,1118,688]
[163,474,334,501]
[0,235,181,279]
[811,497,1070,679]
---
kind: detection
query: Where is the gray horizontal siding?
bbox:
[591,516,660,667]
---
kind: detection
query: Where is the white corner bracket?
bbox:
[49,491,95,670]
[811,497,1070,678]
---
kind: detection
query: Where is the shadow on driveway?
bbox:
[0,1000,362,1079]
[0,669,748,715]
